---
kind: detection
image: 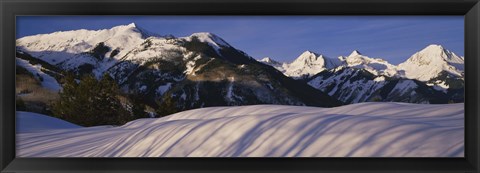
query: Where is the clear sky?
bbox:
[16,16,464,65]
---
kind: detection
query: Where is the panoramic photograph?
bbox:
[15,16,464,157]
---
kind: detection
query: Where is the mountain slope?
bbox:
[308,67,387,103]
[16,58,62,91]
[110,33,341,109]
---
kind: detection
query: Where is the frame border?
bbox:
[1,0,479,172]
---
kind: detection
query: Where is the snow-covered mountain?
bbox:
[258,50,397,79]
[17,103,464,157]
[397,44,464,91]
[259,45,464,104]
[398,44,464,81]
[16,23,341,112]
[341,50,399,77]
[284,51,342,79]
[258,51,341,79]
[16,23,155,77]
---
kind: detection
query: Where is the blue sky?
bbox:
[16,16,463,64]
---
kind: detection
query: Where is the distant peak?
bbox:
[113,23,137,29]
[349,50,362,57]
[425,44,443,49]
[260,57,281,64]
[421,44,445,52]
[261,57,273,62]
[188,32,231,47]
[190,32,216,38]
[127,23,137,28]
[291,51,331,65]
[110,23,161,39]
[303,50,316,54]
[298,50,321,59]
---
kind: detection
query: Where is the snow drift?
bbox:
[16,111,82,133]
[16,103,464,157]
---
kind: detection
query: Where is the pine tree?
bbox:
[156,94,179,117]
[52,73,79,121]
[131,102,148,119]
[129,93,149,119]
[52,73,131,126]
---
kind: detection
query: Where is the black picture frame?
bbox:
[1,0,479,172]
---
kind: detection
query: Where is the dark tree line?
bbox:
[51,73,180,127]
[52,73,137,126]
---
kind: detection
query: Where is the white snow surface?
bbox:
[16,58,62,91]
[17,111,82,133]
[17,103,463,157]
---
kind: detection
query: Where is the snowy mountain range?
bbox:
[259,44,464,104]
[16,23,340,113]
[16,23,464,110]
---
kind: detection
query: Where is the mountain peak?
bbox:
[111,23,138,30]
[127,22,137,28]
[260,57,274,63]
[413,44,461,63]
[191,32,214,37]
[259,57,283,67]
[424,44,444,49]
[398,44,464,81]
[302,50,317,55]
[419,44,446,54]
[108,23,161,39]
[349,50,362,57]
[294,51,323,63]
[190,32,222,41]
[188,32,231,48]
[282,50,341,79]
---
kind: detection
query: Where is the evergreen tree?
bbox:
[52,73,130,126]
[156,94,179,117]
[129,93,149,119]
[52,73,78,121]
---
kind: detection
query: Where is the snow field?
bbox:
[17,102,463,157]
